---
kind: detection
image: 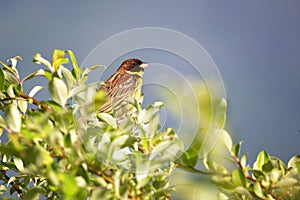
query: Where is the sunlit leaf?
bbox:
[240,153,248,168]
[61,66,74,91]
[0,60,17,77]
[52,49,65,63]
[234,187,252,198]
[65,50,80,78]
[111,135,130,148]
[52,58,69,71]
[232,142,242,158]
[231,168,246,187]
[7,56,22,70]
[176,146,198,167]
[262,160,273,173]
[81,65,105,78]
[219,129,232,151]
[206,160,228,174]
[136,160,150,188]
[97,113,117,129]
[23,187,45,200]
[5,103,21,132]
[251,169,264,179]
[253,182,265,199]
[49,77,68,106]
[33,53,53,72]
[275,177,298,187]
[215,98,227,129]
[4,70,19,87]
[218,193,229,200]
[138,101,164,123]
[211,175,235,190]
[254,151,270,171]
[0,67,4,91]
[28,86,44,98]
[288,155,300,178]
[22,69,45,82]
[18,99,27,114]
[13,157,24,172]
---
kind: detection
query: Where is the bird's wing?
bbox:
[99,73,138,112]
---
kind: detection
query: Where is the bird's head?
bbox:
[118,58,148,75]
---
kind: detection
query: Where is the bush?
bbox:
[0,50,299,199]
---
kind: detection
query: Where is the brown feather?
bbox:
[98,58,145,113]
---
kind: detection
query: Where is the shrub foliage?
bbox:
[0,50,299,199]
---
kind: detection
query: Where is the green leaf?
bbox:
[111,135,130,148]
[0,67,4,91]
[18,99,27,114]
[119,116,135,132]
[0,115,5,130]
[232,143,241,158]
[176,147,198,167]
[0,184,7,192]
[28,86,44,98]
[23,187,45,200]
[65,50,80,78]
[52,49,65,69]
[219,129,232,151]
[288,155,300,178]
[211,175,235,190]
[240,153,248,168]
[94,89,107,111]
[61,66,74,91]
[33,53,53,72]
[13,157,24,172]
[275,177,298,187]
[81,65,105,78]
[0,60,18,77]
[218,193,229,200]
[59,173,79,197]
[262,160,273,173]
[254,151,270,171]
[97,113,117,129]
[150,140,181,161]
[7,85,15,98]
[233,186,251,198]
[138,101,164,123]
[5,103,21,132]
[4,70,19,88]
[206,160,228,174]
[136,160,150,188]
[7,56,22,70]
[215,98,227,129]
[52,57,69,70]
[251,169,265,179]
[49,77,68,106]
[253,182,265,199]
[231,168,246,187]
[270,169,281,183]
[22,69,45,82]
[120,135,137,149]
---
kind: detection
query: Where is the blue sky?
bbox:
[1,1,300,163]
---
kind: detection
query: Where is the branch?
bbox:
[1,169,23,198]
[17,91,51,110]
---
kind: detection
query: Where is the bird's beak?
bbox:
[139,63,149,68]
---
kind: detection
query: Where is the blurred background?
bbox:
[1,0,299,175]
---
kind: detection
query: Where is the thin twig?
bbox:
[17,91,51,110]
[1,169,23,198]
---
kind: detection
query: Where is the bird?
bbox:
[98,58,148,117]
